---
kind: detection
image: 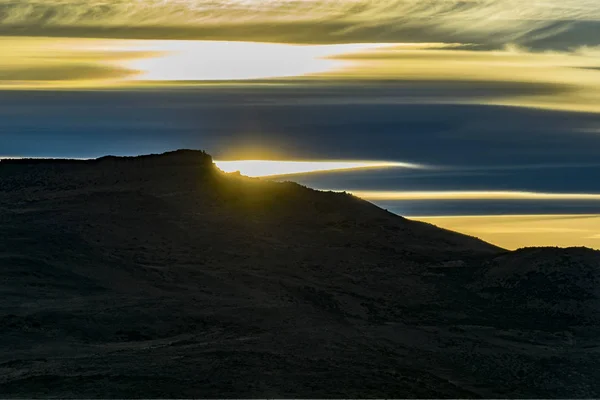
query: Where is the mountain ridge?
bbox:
[0,149,598,397]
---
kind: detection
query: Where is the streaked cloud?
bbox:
[348,190,600,201]
[2,36,600,114]
[215,159,425,177]
[0,1,599,50]
[328,44,600,112]
[0,37,158,88]
[0,37,398,87]
[415,214,600,249]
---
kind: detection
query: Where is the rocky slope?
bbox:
[0,150,598,398]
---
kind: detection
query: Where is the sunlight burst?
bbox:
[124,41,391,81]
[214,159,425,177]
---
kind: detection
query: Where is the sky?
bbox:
[1,0,600,250]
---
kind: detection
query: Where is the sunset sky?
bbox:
[1,0,600,249]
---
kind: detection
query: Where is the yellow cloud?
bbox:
[325,45,600,112]
[347,191,600,201]
[414,214,600,250]
[2,36,600,114]
[0,0,599,49]
[0,37,159,88]
[0,37,395,88]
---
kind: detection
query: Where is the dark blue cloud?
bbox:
[2,84,597,164]
[1,86,599,216]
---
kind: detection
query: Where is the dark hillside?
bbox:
[0,150,597,398]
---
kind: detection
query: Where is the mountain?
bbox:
[0,150,598,398]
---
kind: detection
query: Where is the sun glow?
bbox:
[214,160,424,177]
[0,37,393,88]
[123,41,391,81]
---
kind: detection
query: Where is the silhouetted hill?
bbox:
[471,247,600,327]
[0,150,598,398]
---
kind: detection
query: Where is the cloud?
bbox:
[6,36,599,112]
[0,0,599,49]
[414,214,600,249]
[214,160,425,177]
[0,37,162,87]
[0,64,134,81]
[345,191,600,201]
[318,45,600,113]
